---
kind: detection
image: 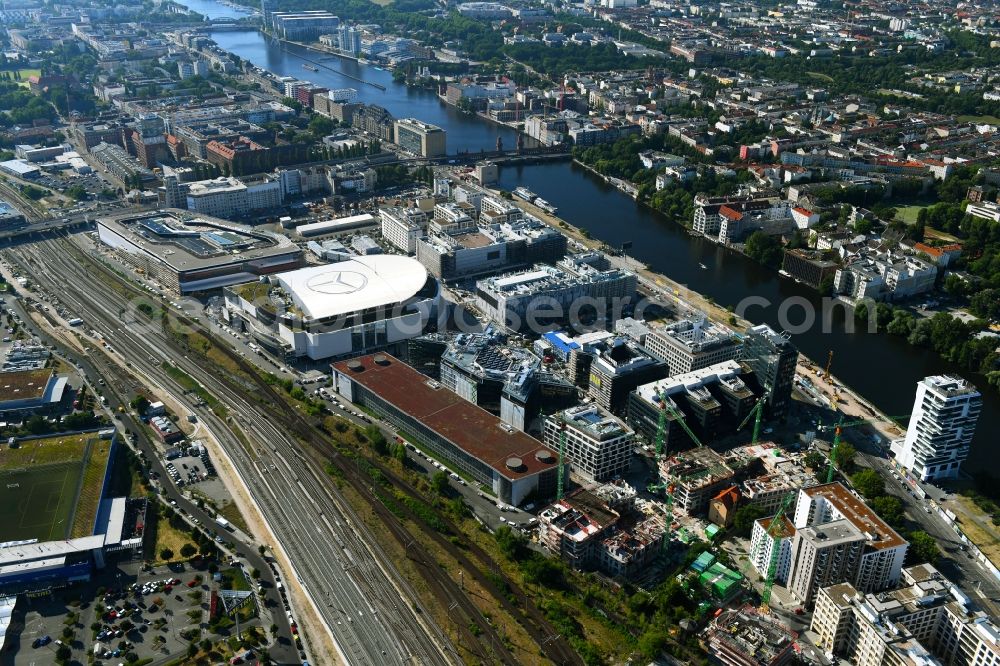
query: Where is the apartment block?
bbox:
[811,564,1000,666]
[788,483,908,604]
[892,375,982,482]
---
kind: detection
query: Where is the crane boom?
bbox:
[657,394,704,448]
[761,492,795,612]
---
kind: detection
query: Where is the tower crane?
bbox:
[818,414,909,483]
[737,383,771,445]
[646,481,675,553]
[759,492,795,613]
[654,390,704,449]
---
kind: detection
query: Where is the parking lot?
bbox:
[2,556,233,666]
[164,449,217,488]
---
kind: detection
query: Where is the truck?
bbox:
[216,517,232,531]
[67,318,83,327]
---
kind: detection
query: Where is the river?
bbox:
[180,11,997,463]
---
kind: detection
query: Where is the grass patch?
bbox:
[161,361,225,415]
[219,566,251,592]
[893,204,928,224]
[216,500,249,534]
[806,71,834,82]
[0,432,92,469]
[151,515,195,565]
[958,114,1000,125]
[0,433,112,542]
[952,495,1000,565]
[70,437,113,538]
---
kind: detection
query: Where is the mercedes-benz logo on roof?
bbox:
[307,270,369,295]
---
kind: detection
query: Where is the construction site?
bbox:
[658,447,737,516]
[704,606,798,666]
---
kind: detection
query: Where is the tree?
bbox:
[55,645,71,661]
[831,441,856,471]
[744,231,783,268]
[430,470,449,495]
[180,543,197,558]
[732,504,767,535]
[159,547,174,560]
[870,495,904,527]
[494,525,527,561]
[804,450,825,471]
[130,394,150,413]
[851,469,885,499]
[907,530,939,565]
[637,630,670,661]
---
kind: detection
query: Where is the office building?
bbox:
[475,253,637,333]
[183,176,282,219]
[741,325,798,419]
[331,354,557,505]
[787,483,909,604]
[226,256,440,361]
[585,337,667,414]
[811,564,1000,666]
[416,215,567,281]
[544,404,634,483]
[891,375,982,482]
[379,206,428,254]
[394,118,446,158]
[438,330,575,431]
[644,313,742,376]
[627,360,758,444]
[270,11,340,41]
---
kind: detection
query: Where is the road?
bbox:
[2,234,456,666]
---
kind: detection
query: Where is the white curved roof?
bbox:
[275,256,430,320]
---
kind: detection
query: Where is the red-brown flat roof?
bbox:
[332,354,557,481]
[805,483,906,551]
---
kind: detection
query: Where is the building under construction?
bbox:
[703,606,798,666]
[659,447,736,516]
[538,482,663,579]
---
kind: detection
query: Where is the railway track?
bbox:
[5,235,454,665]
[8,232,585,665]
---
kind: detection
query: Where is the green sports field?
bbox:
[0,434,111,542]
[0,461,84,541]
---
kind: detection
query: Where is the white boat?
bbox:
[534,198,558,214]
[302,64,318,72]
[699,263,708,269]
[513,187,537,203]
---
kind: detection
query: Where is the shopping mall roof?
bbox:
[276,256,430,321]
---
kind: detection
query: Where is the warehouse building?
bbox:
[96,210,302,293]
[332,354,558,504]
[0,369,67,417]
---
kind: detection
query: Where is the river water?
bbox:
[188,13,997,463]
